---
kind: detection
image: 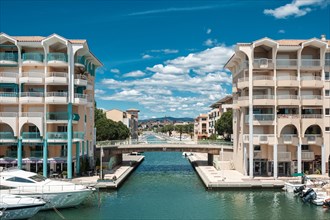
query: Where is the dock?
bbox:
[188,153,285,189]
[72,154,144,189]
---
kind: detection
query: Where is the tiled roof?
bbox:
[69,39,86,44]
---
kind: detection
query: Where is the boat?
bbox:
[0,194,45,220]
[0,168,95,210]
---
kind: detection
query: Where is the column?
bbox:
[321,144,325,175]
[43,138,48,177]
[86,141,89,158]
[17,138,22,169]
[207,153,214,166]
[273,144,278,179]
[67,103,73,179]
[76,142,80,175]
[82,141,85,157]
[297,144,302,174]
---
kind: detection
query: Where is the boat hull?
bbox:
[0,203,44,220]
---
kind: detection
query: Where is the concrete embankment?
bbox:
[187,153,285,189]
[72,154,144,189]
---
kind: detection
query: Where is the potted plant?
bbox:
[62,171,67,179]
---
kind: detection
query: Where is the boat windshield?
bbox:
[29,174,47,182]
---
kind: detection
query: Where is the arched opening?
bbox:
[0,36,19,66]
[20,123,42,140]
[302,124,322,174]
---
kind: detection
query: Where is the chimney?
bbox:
[321,34,326,41]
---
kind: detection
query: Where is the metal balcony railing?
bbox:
[0,132,15,139]
[276,59,298,67]
[245,114,274,122]
[301,59,320,67]
[0,52,18,62]
[238,77,248,82]
[253,95,274,99]
[47,53,68,62]
[74,93,87,99]
[22,52,44,62]
[0,92,18,97]
[46,112,80,121]
[276,75,297,80]
[46,92,68,97]
[21,72,44,77]
[22,132,41,139]
[73,132,84,139]
[301,114,323,118]
[46,72,67,77]
[0,112,18,117]
[300,95,322,100]
[325,59,330,67]
[74,74,87,80]
[277,95,299,99]
[253,75,274,80]
[277,114,299,119]
[300,76,322,81]
[0,72,18,77]
[253,58,272,67]
[20,112,43,117]
[30,151,43,158]
[47,132,68,140]
[20,92,44,97]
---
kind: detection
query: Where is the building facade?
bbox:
[208,95,233,135]
[194,114,209,140]
[225,36,330,178]
[0,33,102,178]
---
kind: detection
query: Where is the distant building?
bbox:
[194,114,209,140]
[208,95,233,135]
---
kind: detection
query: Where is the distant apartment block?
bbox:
[194,114,209,140]
[208,95,233,135]
[225,35,330,178]
[105,109,139,139]
[0,33,102,178]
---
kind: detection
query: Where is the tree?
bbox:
[215,110,233,141]
[175,125,185,141]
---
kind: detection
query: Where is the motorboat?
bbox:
[0,168,94,210]
[293,185,330,206]
[0,194,45,220]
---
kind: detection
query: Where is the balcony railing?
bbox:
[301,59,321,67]
[238,96,249,100]
[300,76,322,81]
[0,52,18,62]
[276,75,297,80]
[276,59,298,67]
[301,114,323,118]
[46,92,67,97]
[277,114,299,119]
[238,77,248,82]
[277,95,299,99]
[47,132,68,140]
[47,53,68,62]
[0,112,18,117]
[22,52,44,62]
[21,72,44,77]
[0,72,18,78]
[305,134,321,143]
[30,151,43,158]
[47,72,67,77]
[253,75,274,80]
[75,56,85,65]
[6,150,18,158]
[245,114,274,122]
[0,92,18,97]
[46,112,80,121]
[281,134,298,144]
[253,58,272,68]
[20,92,44,97]
[302,151,315,161]
[73,132,84,139]
[300,95,322,100]
[74,74,87,80]
[22,132,41,139]
[253,95,274,99]
[278,152,291,161]
[74,93,87,99]
[20,112,43,117]
[0,132,15,139]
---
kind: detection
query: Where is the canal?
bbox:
[32,151,329,219]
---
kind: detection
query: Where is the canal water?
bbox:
[32,137,329,219]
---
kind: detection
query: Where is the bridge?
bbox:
[96,139,233,166]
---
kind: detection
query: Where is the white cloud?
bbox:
[264,0,329,19]
[123,70,146,78]
[142,54,152,59]
[169,108,176,112]
[150,49,179,54]
[206,28,212,34]
[100,45,234,116]
[278,29,286,34]
[203,38,218,47]
[96,67,107,74]
[127,5,217,16]
[110,68,120,74]
[95,89,106,95]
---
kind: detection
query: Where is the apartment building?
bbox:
[225,36,330,178]
[208,95,233,135]
[194,114,209,140]
[105,108,139,139]
[0,33,102,179]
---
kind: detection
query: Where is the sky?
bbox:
[1,0,329,119]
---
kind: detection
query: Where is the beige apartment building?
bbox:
[194,114,209,140]
[208,95,233,135]
[225,36,330,178]
[0,33,102,178]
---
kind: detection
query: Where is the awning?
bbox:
[48,157,67,163]
[23,157,43,164]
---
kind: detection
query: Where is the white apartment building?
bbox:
[0,33,102,179]
[194,114,209,140]
[208,95,233,135]
[225,36,330,178]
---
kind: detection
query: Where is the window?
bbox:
[326,108,330,116]
[29,174,46,182]
[326,90,330,97]
[57,126,67,132]
[301,145,309,151]
[7,177,34,183]
[326,127,330,132]
[325,72,330,81]
[254,145,261,151]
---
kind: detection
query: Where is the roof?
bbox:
[209,95,233,108]
[126,109,140,112]
[11,36,87,44]
[237,39,330,47]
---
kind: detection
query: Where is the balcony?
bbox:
[278,135,299,145]
[20,92,44,103]
[47,53,68,66]
[74,93,87,105]
[302,135,322,146]
[0,92,18,103]
[19,112,43,134]
[0,112,18,131]
[5,150,21,158]
[253,59,274,69]
[74,56,85,69]
[0,52,18,66]
[276,76,299,87]
[21,52,44,66]
[47,132,68,143]
[277,95,300,106]
[253,75,274,87]
[0,132,16,143]
[20,72,44,84]
[245,114,274,125]
[46,112,79,123]
[74,74,88,86]
[73,131,84,141]
[45,72,68,84]
[253,95,275,105]
[237,96,249,107]
[301,114,323,133]
[45,92,67,104]
[236,61,248,74]
[277,114,300,134]
[243,134,275,145]
[253,151,263,159]
[30,150,43,158]
[0,72,18,83]
[22,132,42,143]
[301,59,321,70]
[276,59,298,69]
[300,95,322,106]
[237,77,248,89]
[301,151,315,161]
[87,81,93,90]
[278,152,292,162]
[300,76,323,88]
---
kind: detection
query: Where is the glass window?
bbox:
[254,145,261,151]
[326,108,330,116]
[325,72,330,81]
[301,145,309,151]
[29,174,47,182]
[7,177,34,183]
[326,90,330,97]
[326,127,330,132]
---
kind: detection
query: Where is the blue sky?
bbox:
[1,0,329,119]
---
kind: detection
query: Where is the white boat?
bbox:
[0,194,45,220]
[283,182,305,193]
[0,168,94,210]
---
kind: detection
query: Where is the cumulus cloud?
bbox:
[95,89,106,95]
[203,38,218,47]
[150,49,179,54]
[206,28,212,34]
[123,70,146,78]
[264,0,329,19]
[110,68,120,74]
[142,54,152,59]
[100,45,234,117]
[278,29,286,34]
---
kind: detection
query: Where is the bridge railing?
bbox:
[197,140,233,146]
